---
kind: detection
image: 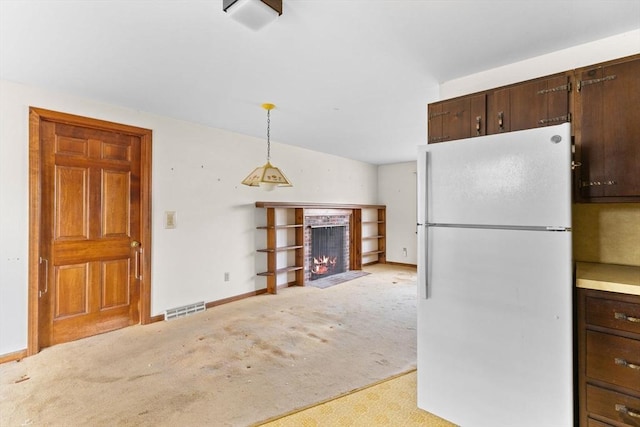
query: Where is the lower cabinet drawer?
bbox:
[587,330,640,392]
[587,384,640,427]
[588,418,615,427]
[586,296,640,335]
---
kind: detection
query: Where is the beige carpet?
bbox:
[1,264,417,426]
[258,370,455,427]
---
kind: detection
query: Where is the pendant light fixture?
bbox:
[241,103,292,191]
[223,0,282,31]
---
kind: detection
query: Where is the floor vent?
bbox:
[164,301,206,321]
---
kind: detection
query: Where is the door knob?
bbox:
[131,240,141,248]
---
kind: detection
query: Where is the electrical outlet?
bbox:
[402,247,407,257]
[224,272,230,282]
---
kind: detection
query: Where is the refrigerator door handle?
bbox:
[424,223,429,299]
[424,151,430,300]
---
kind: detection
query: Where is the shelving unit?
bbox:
[361,206,386,264]
[255,202,385,294]
[255,207,304,294]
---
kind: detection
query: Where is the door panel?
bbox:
[55,166,89,240]
[102,259,130,308]
[102,170,131,236]
[54,263,89,318]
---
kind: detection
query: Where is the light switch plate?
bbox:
[165,211,177,229]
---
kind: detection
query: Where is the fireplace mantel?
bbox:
[255,201,385,209]
[254,202,386,294]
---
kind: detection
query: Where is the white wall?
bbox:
[440,29,640,98]
[377,162,417,265]
[0,80,378,355]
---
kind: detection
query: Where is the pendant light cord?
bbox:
[266,109,271,162]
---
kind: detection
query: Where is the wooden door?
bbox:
[29,108,152,352]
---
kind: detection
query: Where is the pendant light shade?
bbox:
[241,103,292,190]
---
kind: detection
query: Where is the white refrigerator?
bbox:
[416,123,573,427]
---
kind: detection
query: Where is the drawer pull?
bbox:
[615,312,640,323]
[615,358,640,371]
[615,404,640,419]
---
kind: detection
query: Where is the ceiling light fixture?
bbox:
[223,0,282,31]
[241,103,292,191]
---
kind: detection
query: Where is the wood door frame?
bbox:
[28,107,153,356]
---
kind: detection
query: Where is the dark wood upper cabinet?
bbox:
[430,74,570,144]
[574,55,640,202]
[486,87,510,134]
[513,74,570,131]
[427,54,638,202]
[487,73,570,134]
[428,93,486,143]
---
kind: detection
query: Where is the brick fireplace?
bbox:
[304,209,351,283]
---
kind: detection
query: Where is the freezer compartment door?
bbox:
[417,226,573,427]
[423,123,571,228]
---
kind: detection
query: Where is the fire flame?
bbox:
[312,255,338,275]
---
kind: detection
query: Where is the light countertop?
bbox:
[576,262,640,296]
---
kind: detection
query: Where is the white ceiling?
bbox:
[1,1,639,165]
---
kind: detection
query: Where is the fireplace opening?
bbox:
[310,226,346,281]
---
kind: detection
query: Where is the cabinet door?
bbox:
[427,103,444,143]
[487,74,570,134]
[510,79,548,131]
[544,74,571,127]
[429,95,486,143]
[487,87,510,134]
[576,56,640,200]
[469,93,486,137]
[429,98,470,143]
[511,74,570,131]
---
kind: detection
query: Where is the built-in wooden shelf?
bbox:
[255,202,385,209]
[363,250,385,256]
[255,202,386,294]
[256,245,304,253]
[256,224,304,230]
[257,266,304,276]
